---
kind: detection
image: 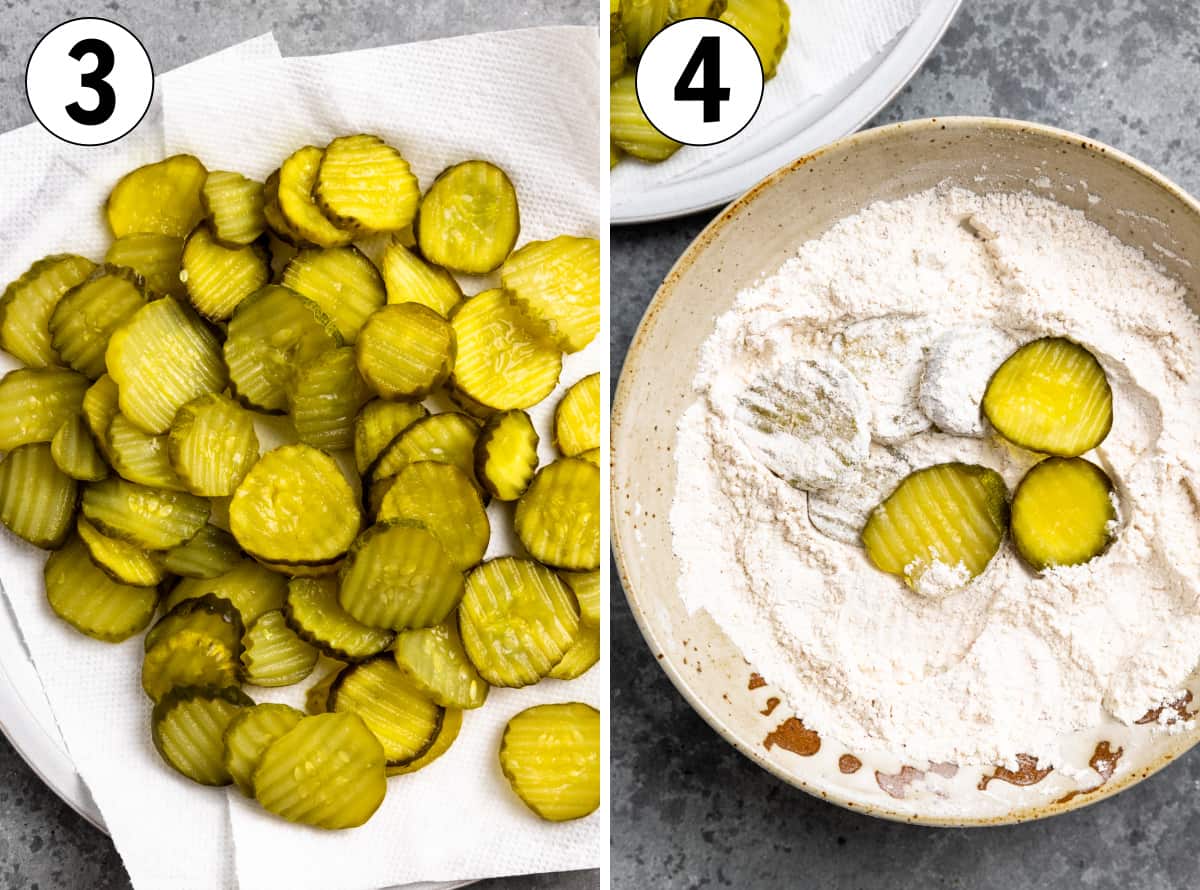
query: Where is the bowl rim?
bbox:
[610,114,1200,827]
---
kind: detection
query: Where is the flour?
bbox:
[670,185,1200,769]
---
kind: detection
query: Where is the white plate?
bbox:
[611,0,963,224]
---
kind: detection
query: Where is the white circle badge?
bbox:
[635,19,764,147]
[26,18,154,146]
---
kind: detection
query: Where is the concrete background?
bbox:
[0,2,598,889]
[612,1,1200,888]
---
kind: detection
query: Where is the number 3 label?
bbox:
[26,19,153,146]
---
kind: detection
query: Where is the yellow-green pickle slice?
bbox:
[0,253,96,367]
[355,303,456,400]
[152,685,253,786]
[142,629,241,703]
[288,346,372,452]
[368,412,480,485]
[0,444,78,549]
[500,703,600,821]
[45,536,158,641]
[200,170,266,247]
[720,0,790,79]
[560,570,601,626]
[1011,457,1117,570]
[547,623,600,680]
[514,459,602,571]
[474,409,540,501]
[329,655,445,766]
[284,575,395,662]
[393,620,489,710]
[241,609,319,687]
[0,367,89,451]
[379,241,463,318]
[222,702,305,797]
[106,154,208,238]
[105,235,186,299]
[51,414,108,482]
[555,372,601,456]
[81,477,209,550]
[50,268,147,379]
[144,592,245,656]
[168,393,260,497]
[314,134,420,234]
[77,516,166,587]
[276,146,355,248]
[416,160,520,274]
[500,236,600,354]
[164,559,286,625]
[353,400,428,474]
[376,461,490,571]
[161,524,242,578]
[107,413,186,491]
[282,246,386,344]
[620,0,669,57]
[611,71,682,162]
[180,224,271,321]
[387,707,463,776]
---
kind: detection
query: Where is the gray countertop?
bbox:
[0,2,598,888]
[612,1,1200,888]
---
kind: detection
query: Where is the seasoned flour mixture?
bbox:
[671,186,1200,768]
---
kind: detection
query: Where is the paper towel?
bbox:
[159,26,602,889]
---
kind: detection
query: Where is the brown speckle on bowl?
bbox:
[763,717,821,756]
[760,697,780,717]
[838,754,862,774]
[978,754,1053,791]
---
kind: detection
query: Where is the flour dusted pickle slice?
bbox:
[200,170,266,247]
[314,134,420,234]
[180,224,271,321]
[223,703,305,797]
[1011,457,1116,570]
[475,409,540,501]
[515,459,601,571]
[106,154,207,238]
[611,71,683,162]
[919,326,1019,438]
[720,0,790,79]
[862,462,1009,597]
[416,161,520,274]
[152,685,253,786]
[45,536,158,641]
[807,444,911,546]
[983,337,1113,457]
[731,357,871,491]
[500,702,600,822]
[0,253,95,366]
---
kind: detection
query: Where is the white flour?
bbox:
[671,186,1200,768]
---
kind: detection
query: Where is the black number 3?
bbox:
[65,37,116,126]
[674,36,730,123]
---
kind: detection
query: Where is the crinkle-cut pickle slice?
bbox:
[416,160,520,274]
[0,367,89,451]
[314,134,420,234]
[106,154,207,238]
[262,168,305,245]
[45,536,158,642]
[0,444,78,549]
[379,240,463,318]
[393,620,489,710]
[168,393,260,497]
[180,224,271,321]
[229,444,361,565]
[547,623,600,681]
[106,234,186,299]
[337,520,465,631]
[253,712,386,830]
[579,447,600,466]
[355,303,456,401]
[281,246,385,344]
[609,11,626,80]
[50,267,148,380]
[329,656,444,766]
[458,557,580,688]
[377,461,490,572]
[0,253,95,366]
[82,375,120,460]
[475,409,539,501]
[225,285,343,414]
[276,146,355,248]
[449,289,562,411]
[284,575,395,662]
[369,412,480,485]
[51,414,108,482]
[164,558,286,624]
[142,629,241,703]
[106,298,227,435]
[515,459,601,571]
[223,702,304,797]
[559,570,601,627]
[555,373,601,456]
[145,591,245,656]
[669,0,728,20]
[161,523,241,578]
[500,702,600,821]
[77,516,166,586]
[1011,457,1116,570]
[107,413,186,491]
[387,707,462,776]
[152,685,253,786]
[720,0,789,79]
[353,400,428,475]
[808,444,911,546]
[200,170,266,247]
[862,462,1009,597]
[502,235,600,355]
[983,336,1113,457]
[305,667,343,715]
[288,346,371,452]
[611,71,682,162]
[81,477,209,550]
[919,326,1018,438]
[620,0,669,57]
[241,609,319,687]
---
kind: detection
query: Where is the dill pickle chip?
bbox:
[919,326,1019,438]
[329,656,445,766]
[168,393,260,497]
[620,0,669,57]
[353,400,428,474]
[0,254,95,366]
[474,409,539,501]
[416,161,520,274]
[387,707,462,776]
[77,516,165,586]
[163,558,288,624]
[609,11,627,79]
[458,557,580,687]
[241,609,319,687]
[447,387,497,420]
[281,246,386,343]
[449,289,562,410]
[555,373,601,456]
[982,336,1113,456]
[223,702,305,797]
[200,170,266,247]
[377,462,489,571]
[50,267,148,379]
[579,448,600,466]
[161,524,242,578]
[253,712,386,829]
[152,685,253,786]
[807,444,911,546]
[514,459,601,571]
[1011,457,1117,570]
[368,412,480,485]
[277,146,355,248]
[668,0,727,19]
[862,462,1009,597]
[0,367,89,450]
[379,240,463,318]
[145,592,245,656]
[106,154,208,238]
[355,303,456,400]
[314,134,420,234]
[45,536,158,641]
[82,477,209,550]
[720,0,789,79]
[82,375,120,461]
[560,570,601,626]
[262,168,306,246]
[393,620,489,710]
[107,413,186,490]
[611,71,682,161]
[142,629,241,703]
[180,224,271,321]
[284,575,395,662]
[547,623,600,680]
[0,444,78,549]
[500,236,600,354]
[51,414,108,481]
[500,703,600,821]
[305,666,344,715]
[106,234,186,299]
[287,346,371,452]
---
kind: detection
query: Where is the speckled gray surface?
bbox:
[613,1,1200,888]
[0,3,598,889]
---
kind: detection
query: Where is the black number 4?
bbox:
[66,37,116,126]
[674,36,730,123]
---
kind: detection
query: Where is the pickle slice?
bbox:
[369,412,480,486]
[919,326,1019,438]
[807,444,911,546]
[501,236,600,355]
[1011,457,1116,570]
[284,576,395,662]
[620,0,669,57]
[180,224,271,321]
[353,400,428,474]
[0,254,95,366]
[77,516,165,586]
[223,702,305,797]
[262,168,305,246]
[163,558,288,624]
[107,413,186,490]
[609,11,627,79]
[200,171,266,247]
[144,592,245,657]
[416,161,520,274]
[152,685,253,786]
[0,444,78,549]
[253,712,386,829]
[106,154,208,238]
[105,235,186,300]
[720,0,789,79]
[241,609,319,687]
[500,703,600,821]
[82,477,209,550]
[379,241,463,318]
[579,447,600,467]
[611,71,682,162]
[45,536,158,641]
[0,367,89,450]
[555,373,601,457]
[394,620,489,709]
[161,524,241,578]
[459,557,580,687]
[475,409,540,501]
[387,707,462,776]
[82,375,120,462]
[51,414,108,482]
[377,462,489,571]
[514,459,601,571]
[314,134,420,234]
[356,303,457,400]
[276,146,355,248]
[560,570,601,627]
[168,393,260,497]
[547,624,600,680]
[449,289,562,410]
[49,268,147,379]
[983,337,1113,457]
[668,0,727,19]
[329,656,444,766]
[862,462,1009,597]
[305,666,343,715]
[281,247,386,344]
[106,298,227,435]
[287,346,371,452]
[230,444,361,565]
[142,629,241,703]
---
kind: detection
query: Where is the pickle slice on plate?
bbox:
[329,655,445,766]
[200,170,266,247]
[379,241,463,318]
[161,524,241,579]
[459,557,580,687]
[369,412,480,485]
[0,253,95,366]
[501,236,600,354]
[377,461,490,571]
[611,71,682,162]
[241,609,319,687]
[164,558,287,625]
[223,702,304,797]
[51,414,108,482]
[353,400,428,474]
[862,462,1009,597]
[1011,457,1116,570]
[475,409,539,501]
[416,160,520,274]
[314,134,420,234]
[288,346,372,452]
[106,235,186,300]
[106,154,208,238]
[107,413,186,491]
[620,0,669,57]
[168,393,260,497]
[142,628,241,703]
[983,336,1113,456]
[0,367,89,450]
[281,246,385,344]
[579,447,600,466]
[0,444,78,549]
[145,591,245,656]
[808,444,911,546]
[82,375,120,461]
[276,146,355,248]
[393,619,489,710]
[305,666,344,715]
[262,168,305,246]
[559,570,601,626]
[555,373,601,456]
[919,326,1019,438]
[500,702,600,821]
[669,0,727,19]
[547,623,600,681]
[180,224,271,321]
[515,459,601,571]
[45,536,158,641]
[82,477,209,550]
[720,0,789,79]
[152,685,253,786]
[387,707,462,776]
[355,303,456,400]
[284,575,395,662]
[77,516,166,587]
[50,268,147,379]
